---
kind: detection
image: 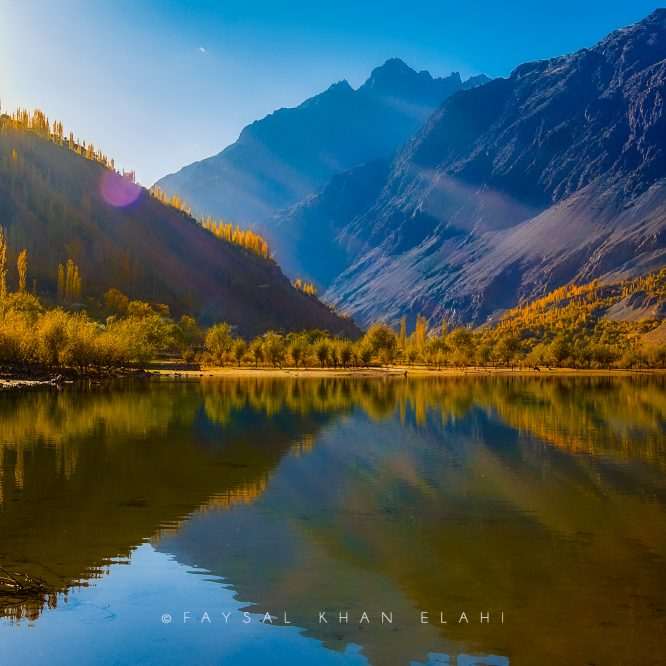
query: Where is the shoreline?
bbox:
[1,365,664,391]
[155,365,666,379]
[0,368,150,392]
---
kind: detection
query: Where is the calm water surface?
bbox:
[0,376,665,665]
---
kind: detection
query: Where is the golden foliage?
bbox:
[0,227,7,300]
[7,108,112,168]
[57,259,82,303]
[16,250,27,293]
[149,185,191,215]
[200,216,270,259]
[2,107,270,263]
[292,277,317,296]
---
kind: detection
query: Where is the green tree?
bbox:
[405,346,419,366]
[590,343,619,370]
[315,339,330,368]
[339,340,353,369]
[289,339,306,369]
[448,328,476,368]
[205,322,233,363]
[495,332,521,368]
[549,335,571,367]
[357,342,373,368]
[248,338,264,367]
[232,339,247,367]
[179,314,203,348]
[104,288,130,315]
[364,323,397,365]
[263,332,285,367]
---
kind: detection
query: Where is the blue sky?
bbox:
[1,1,661,185]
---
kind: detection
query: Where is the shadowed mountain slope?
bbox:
[0,119,359,336]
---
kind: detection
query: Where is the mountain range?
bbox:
[155,59,489,224]
[5,10,666,336]
[265,9,666,328]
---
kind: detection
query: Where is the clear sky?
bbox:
[1,1,661,185]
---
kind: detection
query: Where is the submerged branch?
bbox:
[0,566,48,598]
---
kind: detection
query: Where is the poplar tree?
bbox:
[17,249,27,292]
[0,227,7,300]
[57,264,65,302]
[414,314,428,349]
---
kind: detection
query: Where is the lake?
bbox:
[1,375,665,665]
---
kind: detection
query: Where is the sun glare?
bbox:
[100,170,142,208]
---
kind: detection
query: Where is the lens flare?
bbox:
[100,171,142,208]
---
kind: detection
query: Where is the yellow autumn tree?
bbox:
[200,217,271,260]
[57,259,82,302]
[292,277,317,296]
[17,249,27,292]
[399,315,407,349]
[57,263,65,301]
[414,314,428,349]
[7,107,113,169]
[0,227,7,300]
[64,259,82,302]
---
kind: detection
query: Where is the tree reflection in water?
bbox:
[0,375,665,665]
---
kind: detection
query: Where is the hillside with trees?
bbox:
[196,270,666,372]
[2,257,665,378]
[0,110,358,336]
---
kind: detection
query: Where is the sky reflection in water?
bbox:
[0,376,665,665]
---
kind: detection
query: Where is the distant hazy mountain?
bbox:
[0,119,359,336]
[154,59,490,223]
[273,9,666,328]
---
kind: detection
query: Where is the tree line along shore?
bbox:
[2,275,666,381]
[2,227,666,378]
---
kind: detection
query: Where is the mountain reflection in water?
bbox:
[1,376,665,666]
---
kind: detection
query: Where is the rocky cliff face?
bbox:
[318,9,666,327]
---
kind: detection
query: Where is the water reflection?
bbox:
[1,376,665,665]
